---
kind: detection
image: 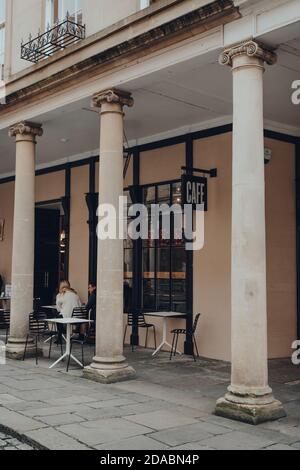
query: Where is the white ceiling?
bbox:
[0,29,299,177]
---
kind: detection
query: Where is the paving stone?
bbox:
[125,410,199,431]
[0,394,23,405]
[238,425,300,445]
[150,423,213,447]
[36,413,86,426]
[173,443,215,450]
[75,406,125,420]
[86,397,138,409]
[4,438,22,446]
[21,404,91,418]
[150,420,232,447]
[0,407,47,433]
[46,395,106,406]
[25,427,90,450]
[266,444,297,451]
[95,435,170,450]
[5,401,49,412]
[16,444,34,450]
[10,388,76,401]
[117,399,172,416]
[198,431,275,450]
[58,418,152,446]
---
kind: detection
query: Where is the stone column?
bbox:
[215,41,286,424]
[6,122,43,359]
[84,89,136,383]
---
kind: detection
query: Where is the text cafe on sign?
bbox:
[181,167,217,211]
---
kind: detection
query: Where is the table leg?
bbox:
[152,318,174,357]
[152,318,182,357]
[49,323,71,369]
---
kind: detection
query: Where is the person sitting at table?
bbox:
[56,281,82,343]
[85,282,97,330]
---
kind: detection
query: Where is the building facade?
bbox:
[0,0,300,424]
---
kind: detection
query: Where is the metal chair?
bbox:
[170,313,201,362]
[66,307,90,372]
[0,310,10,344]
[124,313,157,351]
[23,312,47,365]
[72,306,89,320]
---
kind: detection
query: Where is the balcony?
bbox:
[21,13,85,64]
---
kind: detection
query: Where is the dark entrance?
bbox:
[34,208,61,306]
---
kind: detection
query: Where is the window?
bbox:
[140,0,150,8]
[45,0,82,27]
[0,0,5,80]
[140,0,156,9]
[142,182,187,313]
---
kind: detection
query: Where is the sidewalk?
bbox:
[0,348,300,450]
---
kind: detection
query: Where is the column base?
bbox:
[5,337,43,361]
[83,355,136,384]
[215,391,286,425]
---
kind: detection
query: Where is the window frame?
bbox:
[0,0,5,79]
[45,0,82,27]
[124,179,187,314]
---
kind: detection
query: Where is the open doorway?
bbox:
[34,200,67,306]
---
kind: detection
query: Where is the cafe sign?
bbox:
[181,174,208,211]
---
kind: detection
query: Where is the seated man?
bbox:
[86,283,97,330]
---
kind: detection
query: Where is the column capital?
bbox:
[9,121,43,140]
[219,40,277,68]
[92,88,134,109]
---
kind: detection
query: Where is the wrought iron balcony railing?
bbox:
[21,13,86,64]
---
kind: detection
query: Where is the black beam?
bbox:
[184,134,194,356]
[296,139,300,341]
[86,159,98,285]
[63,166,71,280]
[182,166,217,178]
[131,149,141,348]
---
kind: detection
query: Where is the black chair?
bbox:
[0,310,10,344]
[170,313,201,362]
[23,312,47,365]
[72,307,89,320]
[66,307,90,372]
[124,313,157,351]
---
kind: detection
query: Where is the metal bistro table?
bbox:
[144,312,186,357]
[46,318,93,370]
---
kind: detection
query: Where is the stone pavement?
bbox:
[0,342,300,450]
[0,431,33,450]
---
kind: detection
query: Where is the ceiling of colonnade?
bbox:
[0,24,300,177]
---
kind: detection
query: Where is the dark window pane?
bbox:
[124,249,133,280]
[172,182,182,205]
[157,280,170,311]
[143,248,155,279]
[157,184,170,204]
[172,280,186,313]
[143,279,156,310]
[144,187,156,205]
[172,247,186,279]
[157,248,170,279]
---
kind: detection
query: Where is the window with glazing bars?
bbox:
[45,0,82,27]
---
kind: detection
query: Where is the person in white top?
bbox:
[56,281,82,318]
[55,281,82,343]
